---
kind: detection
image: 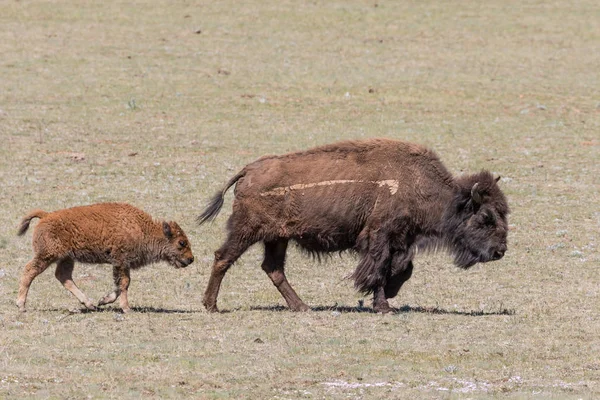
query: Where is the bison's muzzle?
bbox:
[174,256,195,269]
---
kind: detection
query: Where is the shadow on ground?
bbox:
[248,304,516,316]
[37,306,199,314]
[37,304,515,316]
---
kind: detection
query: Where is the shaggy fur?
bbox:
[198,138,509,313]
[17,203,194,313]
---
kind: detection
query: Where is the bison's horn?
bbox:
[471,182,482,205]
[495,175,501,183]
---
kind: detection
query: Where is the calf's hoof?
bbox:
[98,292,118,306]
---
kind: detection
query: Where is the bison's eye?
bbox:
[482,210,496,225]
[178,240,188,247]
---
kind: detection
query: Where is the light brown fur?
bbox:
[17,203,194,313]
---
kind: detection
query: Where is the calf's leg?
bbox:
[98,266,122,307]
[55,257,96,311]
[261,239,309,312]
[16,256,53,312]
[98,266,131,313]
[117,267,132,313]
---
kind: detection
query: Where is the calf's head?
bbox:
[162,221,195,268]
[446,172,510,269]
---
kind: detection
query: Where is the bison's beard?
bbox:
[452,248,483,269]
[453,244,501,269]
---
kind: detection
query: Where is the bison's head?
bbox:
[445,171,510,269]
[162,221,195,268]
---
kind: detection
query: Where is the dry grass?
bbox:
[1,0,599,398]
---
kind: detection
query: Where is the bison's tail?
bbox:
[197,170,246,225]
[17,209,48,236]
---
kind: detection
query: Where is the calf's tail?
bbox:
[18,210,48,236]
[197,170,246,225]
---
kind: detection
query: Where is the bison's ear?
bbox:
[471,182,483,205]
[163,221,173,239]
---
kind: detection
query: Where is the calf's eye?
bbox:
[178,240,187,247]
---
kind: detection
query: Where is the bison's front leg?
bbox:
[117,267,132,313]
[384,259,414,299]
[373,258,414,313]
[353,227,395,313]
[98,266,121,307]
[98,265,131,313]
[372,286,393,313]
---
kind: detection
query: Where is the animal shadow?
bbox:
[41,306,198,314]
[249,304,515,316]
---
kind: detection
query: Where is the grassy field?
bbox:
[1,0,599,398]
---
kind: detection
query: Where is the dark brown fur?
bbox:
[198,138,509,313]
[17,203,194,313]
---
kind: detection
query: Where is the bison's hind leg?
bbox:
[55,258,97,311]
[262,239,309,312]
[203,234,257,312]
[16,256,54,312]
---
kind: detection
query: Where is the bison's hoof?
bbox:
[203,303,219,313]
[373,304,394,314]
[291,304,310,312]
[121,307,132,314]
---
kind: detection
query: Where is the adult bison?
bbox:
[198,139,509,313]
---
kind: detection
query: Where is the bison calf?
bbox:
[17,203,194,313]
[198,138,509,313]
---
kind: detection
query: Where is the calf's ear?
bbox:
[163,221,173,239]
[471,182,483,205]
